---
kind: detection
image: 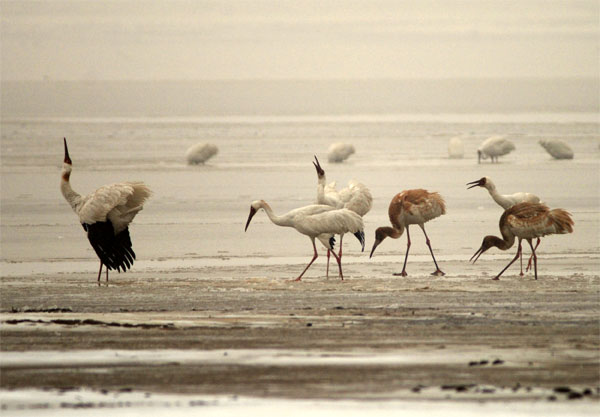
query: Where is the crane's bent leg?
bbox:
[97,261,103,285]
[393,226,411,277]
[420,225,445,276]
[526,239,538,280]
[525,238,540,273]
[330,249,344,281]
[295,240,319,282]
[493,240,522,280]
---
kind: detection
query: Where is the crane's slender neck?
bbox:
[259,201,292,228]
[315,175,327,204]
[485,181,511,208]
[60,164,82,212]
[381,226,404,240]
[490,233,515,251]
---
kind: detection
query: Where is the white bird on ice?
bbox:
[467,176,542,275]
[477,136,515,163]
[186,143,218,165]
[538,139,574,160]
[60,138,152,283]
[328,142,355,163]
[448,136,464,159]
[313,156,372,277]
[244,200,365,281]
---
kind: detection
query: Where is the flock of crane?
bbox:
[60,138,574,284]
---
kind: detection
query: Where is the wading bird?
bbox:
[327,142,355,163]
[467,176,541,275]
[477,136,515,163]
[186,143,218,165]
[244,200,365,281]
[448,136,464,159]
[470,202,573,280]
[60,138,152,283]
[369,189,446,276]
[538,139,574,160]
[313,156,372,277]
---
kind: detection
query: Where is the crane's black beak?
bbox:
[245,207,257,231]
[63,138,72,165]
[313,155,325,177]
[369,239,381,258]
[470,245,485,263]
[466,178,485,189]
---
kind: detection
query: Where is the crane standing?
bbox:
[470,202,573,280]
[244,200,365,281]
[467,176,541,275]
[313,156,372,277]
[369,189,446,277]
[60,138,151,283]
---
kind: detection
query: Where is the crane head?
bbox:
[470,236,496,263]
[63,138,72,165]
[245,201,263,231]
[312,155,325,178]
[466,177,487,189]
[369,228,387,258]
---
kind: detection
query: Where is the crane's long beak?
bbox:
[466,179,484,189]
[470,245,485,263]
[369,239,381,258]
[63,138,72,165]
[245,207,257,231]
[313,155,325,177]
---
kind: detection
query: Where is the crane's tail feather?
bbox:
[86,222,136,274]
[354,230,365,252]
[549,208,574,234]
[329,236,336,250]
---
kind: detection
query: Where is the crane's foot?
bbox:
[393,271,408,277]
[492,276,500,280]
[431,270,445,276]
[292,277,302,282]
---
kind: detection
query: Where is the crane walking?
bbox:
[60,138,152,283]
[467,176,541,275]
[313,156,372,277]
[470,202,573,280]
[244,200,365,281]
[369,189,446,277]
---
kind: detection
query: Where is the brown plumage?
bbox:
[370,189,446,276]
[471,202,574,280]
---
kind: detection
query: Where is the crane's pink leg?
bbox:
[329,248,344,281]
[420,225,445,276]
[526,239,538,280]
[326,250,330,278]
[525,238,540,273]
[519,252,524,276]
[393,226,411,277]
[294,240,319,282]
[493,240,522,280]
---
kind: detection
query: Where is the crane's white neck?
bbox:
[61,163,82,212]
[484,179,512,209]
[256,201,292,228]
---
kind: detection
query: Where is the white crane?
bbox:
[369,189,446,277]
[328,142,355,163]
[477,136,515,163]
[313,156,372,277]
[448,136,464,159]
[471,202,573,280]
[467,176,541,275]
[186,143,218,165]
[60,138,152,283]
[244,200,365,281]
[539,139,574,160]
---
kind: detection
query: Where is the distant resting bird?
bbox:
[471,202,573,280]
[448,136,464,159]
[313,156,372,277]
[477,136,515,163]
[244,200,365,281]
[538,139,574,160]
[467,176,542,275]
[186,143,218,165]
[370,189,446,276]
[328,142,355,163]
[60,138,152,283]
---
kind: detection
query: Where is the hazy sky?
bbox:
[1,0,598,80]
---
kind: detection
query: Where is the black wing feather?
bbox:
[84,221,136,272]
